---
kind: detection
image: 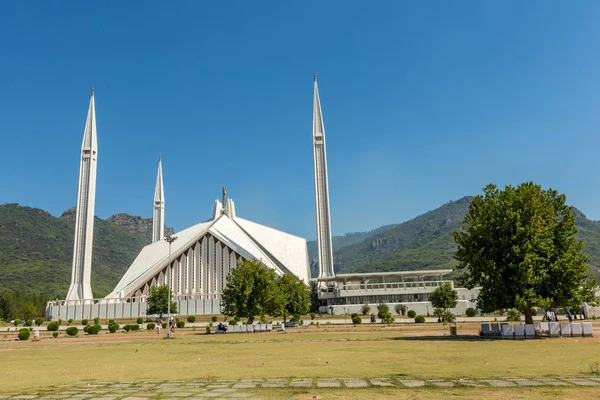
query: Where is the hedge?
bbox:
[352,315,362,324]
[407,310,416,318]
[187,316,196,323]
[465,307,476,317]
[47,322,59,331]
[147,323,156,330]
[66,327,79,336]
[176,321,185,329]
[414,315,425,323]
[18,329,30,341]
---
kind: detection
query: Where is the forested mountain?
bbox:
[308,196,600,280]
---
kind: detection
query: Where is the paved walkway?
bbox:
[2,376,600,399]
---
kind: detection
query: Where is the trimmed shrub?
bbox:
[67,318,74,325]
[381,312,395,324]
[351,313,359,319]
[47,322,59,331]
[52,331,59,338]
[147,323,156,330]
[93,318,100,325]
[211,316,217,322]
[136,317,143,324]
[66,327,79,337]
[108,319,115,324]
[13,318,21,326]
[205,326,211,334]
[87,325,101,334]
[310,313,316,320]
[229,320,237,325]
[352,315,362,324]
[162,322,167,329]
[187,316,196,323]
[34,318,44,327]
[81,319,88,326]
[123,325,132,332]
[176,321,185,329]
[361,304,371,315]
[25,319,32,327]
[395,304,408,316]
[465,307,476,317]
[57,319,62,326]
[18,329,30,340]
[376,304,390,319]
[414,315,425,323]
[407,310,416,318]
[83,325,91,333]
[108,323,119,333]
[443,311,456,323]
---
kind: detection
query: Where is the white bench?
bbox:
[240,325,247,333]
[501,324,513,339]
[571,323,582,337]
[549,322,560,337]
[266,323,272,331]
[536,322,549,336]
[582,322,593,337]
[490,323,500,335]
[514,324,525,339]
[480,324,491,335]
[560,322,571,337]
[524,324,535,338]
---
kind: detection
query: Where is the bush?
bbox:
[507,309,521,322]
[234,315,240,322]
[376,304,389,319]
[147,323,156,330]
[394,304,407,316]
[205,326,211,334]
[52,331,59,338]
[531,308,538,316]
[25,319,32,327]
[108,323,119,333]
[361,304,371,315]
[414,315,425,323]
[187,316,196,323]
[94,318,100,325]
[310,313,316,320]
[136,317,143,324]
[434,308,444,319]
[229,320,237,326]
[130,324,140,331]
[108,319,115,324]
[381,312,395,324]
[34,318,44,326]
[352,315,362,324]
[67,318,74,325]
[83,325,91,333]
[123,325,132,332]
[18,329,30,341]
[176,321,185,329]
[57,319,62,326]
[13,318,21,326]
[351,313,359,319]
[66,327,79,336]
[211,316,218,322]
[87,325,101,334]
[81,319,88,326]
[465,307,477,317]
[407,310,416,318]
[443,311,456,323]
[162,322,167,329]
[47,322,59,331]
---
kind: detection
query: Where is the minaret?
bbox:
[66,89,98,301]
[152,158,165,243]
[312,75,335,279]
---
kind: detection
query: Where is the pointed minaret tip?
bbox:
[91,87,94,96]
[314,73,317,82]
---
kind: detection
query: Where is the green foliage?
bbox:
[123,325,132,332]
[162,322,167,329]
[131,324,140,331]
[57,319,62,326]
[108,323,119,333]
[465,307,476,317]
[18,329,30,340]
[81,319,88,326]
[407,310,416,318]
[308,280,320,312]
[93,317,100,325]
[211,316,217,322]
[87,324,101,334]
[376,303,390,319]
[205,326,211,334]
[146,285,177,316]
[187,316,196,323]
[176,321,185,328]
[13,318,21,326]
[25,319,32,327]
[414,315,425,323]
[443,311,456,323]
[271,274,310,322]
[52,331,58,338]
[66,327,78,336]
[351,313,359,319]
[47,322,59,331]
[310,313,316,320]
[455,183,598,324]
[352,315,362,324]
[136,317,143,324]
[146,323,155,330]
[229,319,237,325]
[34,318,43,326]
[394,304,407,316]
[361,304,371,315]
[67,318,73,325]
[430,284,458,311]
[506,309,522,322]
[381,312,394,324]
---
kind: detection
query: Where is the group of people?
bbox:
[545,309,585,323]
[154,316,176,335]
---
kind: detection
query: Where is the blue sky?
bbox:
[1,2,600,240]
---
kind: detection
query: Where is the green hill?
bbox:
[309,196,600,280]
[0,204,156,299]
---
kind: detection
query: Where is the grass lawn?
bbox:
[0,321,599,393]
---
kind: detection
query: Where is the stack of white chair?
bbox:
[480,323,491,336]
[571,322,582,337]
[501,324,513,339]
[549,322,560,337]
[490,323,501,335]
[536,322,549,336]
[582,322,593,337]
[524,324,535,338]
[266,323,272,331]
[560,322,571,337]
[514,324,525,339]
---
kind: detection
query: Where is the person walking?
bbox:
[155,317,162,334]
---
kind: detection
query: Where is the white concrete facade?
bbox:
[66,89,97,301]
[152,158,164,244]
[312,75,335,280]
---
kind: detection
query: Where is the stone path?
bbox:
[2,376,599,399]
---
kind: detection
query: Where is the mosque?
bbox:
[46,77,477,321]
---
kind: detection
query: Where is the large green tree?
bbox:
[429,283,458,312]
[273,274,310,323]
[221,259,280,323]
[454,182,597,324]
[146,285,177,317]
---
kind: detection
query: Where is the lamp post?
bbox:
[164,234,178,338]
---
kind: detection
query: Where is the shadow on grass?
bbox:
[389,335,502,342]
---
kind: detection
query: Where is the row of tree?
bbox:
[0,290,49,321]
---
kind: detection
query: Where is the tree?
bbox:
[273,274,310,323]
[394,304,407,316]
[361,304,371,315]
[429,284,458,313]
[146,285,177,317]
[221,259,279,323]
[376,303,389,319]
[308,280,320,312]
[454,182,598,324]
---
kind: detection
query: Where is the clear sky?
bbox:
[1,2,600,240]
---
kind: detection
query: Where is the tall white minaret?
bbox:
[66,89,98,301]
[312,75,335,280]
[152,157,165,243]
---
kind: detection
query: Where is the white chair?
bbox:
[549,322,560,337]
[571,323,582,337]
[259,324,265,332]
[266,323,272,331]
[481,324,491,335]
[524,324,535,338]
[240,325,247,333]
[536,322,549,336]
[560,322,571,337]
[582,322,593,337]
[501,324,513,339]
[490,323,500,335]
[514,324,525,339]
